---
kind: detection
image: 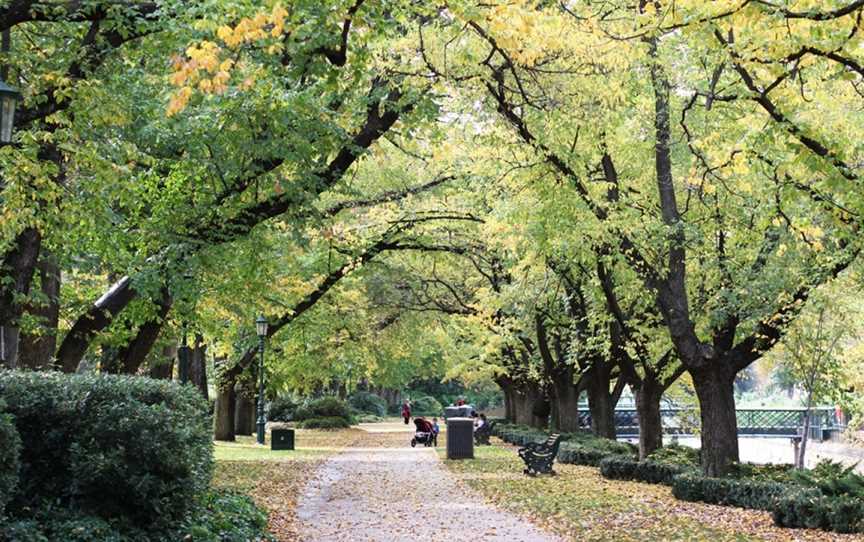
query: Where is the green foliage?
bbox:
[0,399,21,515]
[348,392,387,417]
[672,472,799,511]
[0,490,272,542]
[600,456,693,486]
[773,491,864,533]
[729,462,796,483]
[410,395,443,416]
[178,490,272,542]
[299,417,351,429]
[0,371,212,531]
[294,397,353,424]
[647,444,700,467]
[791,459,864,498]
[267,396,298,422]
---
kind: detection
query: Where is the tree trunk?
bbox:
[692,367,739,476]
[18,255,60,370]
[149,344,176,379]
[798,389,815,469]
[503,387,515,422]
[0,227,42,368]
[551,370,582,432]
[189,334,208,400]
[585,363,617,439]
[634,382,664,460]
[214,376,237,441]
[496,377,517,423]
[55,276,138,373]
[115,290,172,375]
[512,382,549,428]
[235,384,255,436]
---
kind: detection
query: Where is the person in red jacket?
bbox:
[401,400,411,425]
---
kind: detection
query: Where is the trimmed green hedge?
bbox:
[672,472,802,511]
[299,416,351,429]
[0,399,21,515]
[491,422,636,466]
[600,456,692,486]
[773,491,864,533]
[0,371,212,531]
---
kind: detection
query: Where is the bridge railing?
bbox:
[577,407,839,438]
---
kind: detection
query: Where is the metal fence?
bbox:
[577,407,839,439]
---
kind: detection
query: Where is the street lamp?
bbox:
[255,315,268,445]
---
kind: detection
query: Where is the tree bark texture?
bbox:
[0,227,42,368]
[512,381,549,429]
[634,382,664,460]
[214,375,237,441]
[17,255,60,370]
[692,366,739,476]
[234,383,255,436]
[189,334,208,400]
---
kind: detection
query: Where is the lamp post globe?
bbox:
[0,79,20,144]
[255,315,268,445]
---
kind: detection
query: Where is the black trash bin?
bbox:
[271,428,295,450]
[446,417,474,459]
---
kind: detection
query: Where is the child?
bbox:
[431,417,440,446]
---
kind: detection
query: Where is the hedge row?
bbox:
[599,456,693,486]
[491,422,636,466]
[773,491,864,534]
[671,472,803,511]
[491,422,863,534]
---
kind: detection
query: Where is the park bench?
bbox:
[474,420,494,445]
[517,433,561,476]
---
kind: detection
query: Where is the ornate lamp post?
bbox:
[255,315,268,445]
[1,29,21,145]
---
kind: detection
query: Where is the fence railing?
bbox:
[577,407,839,438]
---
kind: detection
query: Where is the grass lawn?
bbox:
[441,441,860,542]
[212,429,362,541]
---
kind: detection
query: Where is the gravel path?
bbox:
[296,424,559,542]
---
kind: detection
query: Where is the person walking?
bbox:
[401,400,411,425]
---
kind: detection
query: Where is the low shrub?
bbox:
[647,444,700,467]
[294,397,353,424]
[300,416,351,429]
[772,490,864,533]
[730,462,796,484]
[559,443,616,466]
[267,396,298,422]
[355,414,384,423]
[0,399,21,515]
[672,472,797,511]
[0,490,273,542]
[791,459,864,498]
[410,395,443,416]
[179,490,272,541]
[0,371,212,532]
[600,456,692,485]
[348,392,387,417]
[492,422,636,466]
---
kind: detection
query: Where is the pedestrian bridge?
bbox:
[580,407,842,440]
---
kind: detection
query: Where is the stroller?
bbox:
[411,418,435,448]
